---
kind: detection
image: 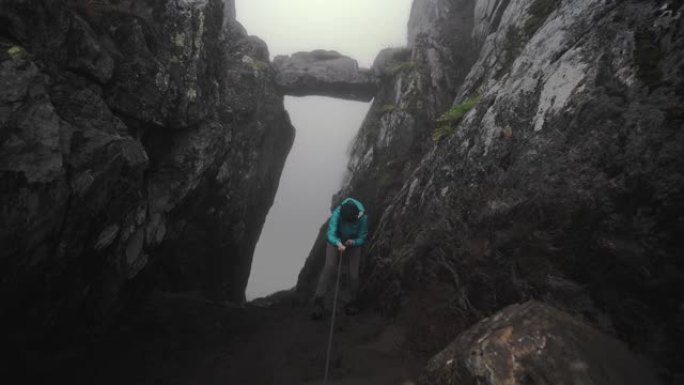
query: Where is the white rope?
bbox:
[323,250,344,385]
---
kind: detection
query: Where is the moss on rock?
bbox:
[433,93,482,142]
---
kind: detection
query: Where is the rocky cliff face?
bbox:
[0,0,293,356]
[298,0,684,380]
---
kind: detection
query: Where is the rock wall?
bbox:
[298,0,684,379]
[0,0,293,354]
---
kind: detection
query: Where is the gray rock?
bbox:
[0,57,67,184]
[94,225,120,251]
[273,50,378,101]
[410,0,478,110]
[421,301,661,385]
[299,0,684,378]
[0,0,293,361]
[246,35,270,62]
[223,0,236,22]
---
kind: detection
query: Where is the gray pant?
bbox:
[314,244,361,300]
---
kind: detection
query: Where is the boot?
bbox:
[310,296,325,320]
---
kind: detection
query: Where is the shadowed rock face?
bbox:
[297,0,479,300]
[298,0,684,380]
[421,301,661,385]
[0,0,293,356]
[273,50,378,101]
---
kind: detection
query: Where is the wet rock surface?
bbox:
[298,0,684,381]
[0,0,293,370]
[421,301,661,385]
[273,50,377,101]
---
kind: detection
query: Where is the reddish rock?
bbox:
[421,301,661,385]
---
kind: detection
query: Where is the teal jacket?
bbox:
[327,198,369,247]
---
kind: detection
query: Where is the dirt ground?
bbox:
[43,291,427,385]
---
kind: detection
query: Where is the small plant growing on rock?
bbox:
[523,0,556,37]
[432,93,482,143]
[251,59,269,72]
[6,45,26,60]
[389,61,416,77]
[380,104,400,114]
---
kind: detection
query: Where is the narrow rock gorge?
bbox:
[1,0,682,384]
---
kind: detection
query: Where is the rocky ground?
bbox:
[28,292,426,385]
[10,286,662,385]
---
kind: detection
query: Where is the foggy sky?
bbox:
[246,97,370,299]
[236,0,412,67]
[239,0,412,299]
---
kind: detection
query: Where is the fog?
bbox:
[235,0,412,67]
[238,0,412,299]
[246,97,370,299]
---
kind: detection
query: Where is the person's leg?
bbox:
[314,243,339,300]
[346,246,361,302]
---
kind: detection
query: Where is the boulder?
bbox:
[273,50,377,101]
[421,301,660,385]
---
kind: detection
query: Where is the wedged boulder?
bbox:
[273,50,377,101]
[421,301,661,385]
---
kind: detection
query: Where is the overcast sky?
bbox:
[237,0,412,299]
[236,0,412,67]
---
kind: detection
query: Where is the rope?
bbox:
[323,249,344,385]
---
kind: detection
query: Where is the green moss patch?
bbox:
[251,59,269,72]
[432,93,482,143]
[7,45,25,59]
[380,104,401,114]
[389,61,416,77]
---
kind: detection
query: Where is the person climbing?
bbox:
[311,197,368,320]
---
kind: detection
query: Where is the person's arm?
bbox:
[351,215,369,246]
[327,206,343,247]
